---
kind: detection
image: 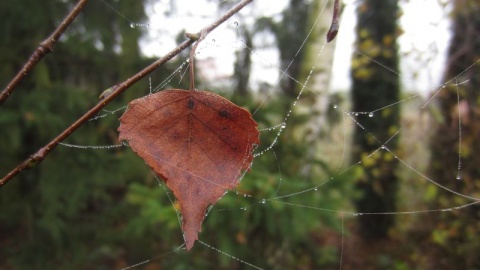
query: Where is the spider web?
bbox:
[45,0,479,269]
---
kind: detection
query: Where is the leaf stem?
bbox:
[0,0,254,188]
[188,30,207,91]
[0,0,90,106]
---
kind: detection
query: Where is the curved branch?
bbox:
[0,0,253,188]
[0,0,90,106]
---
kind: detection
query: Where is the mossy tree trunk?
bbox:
[350,0,401,239]
[428,0,480,268]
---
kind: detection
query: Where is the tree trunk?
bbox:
[277,0,310,97]
[233,25,253,97]
[299,0,337,140]
[428,0,480,268]
[351,0,401,239]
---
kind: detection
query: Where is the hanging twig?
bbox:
[0,0,90,106]
[326,0,340,43]
[0,0,254,188]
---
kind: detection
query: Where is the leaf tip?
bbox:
[183,218,201,251]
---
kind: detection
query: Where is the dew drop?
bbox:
[314,187,318,191]
[456,175,462,180]
[130,23,135,28]
[368,112,374,117]
[260,199,266,204]
[333,104,338,109]
[280,122,286,129]
[354,113,359,116]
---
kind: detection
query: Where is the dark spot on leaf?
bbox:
[219,110,230,118]
[187,99,194,109]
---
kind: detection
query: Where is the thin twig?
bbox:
[0,0,90,106]
[326,0,340,43]
[0,0,253,188]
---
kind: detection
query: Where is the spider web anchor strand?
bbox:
[58,142,126,149]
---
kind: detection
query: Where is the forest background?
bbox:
[1,0,479,269]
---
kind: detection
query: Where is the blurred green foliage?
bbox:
[0,1,349,269]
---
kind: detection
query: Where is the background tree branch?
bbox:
[0,0,89,105]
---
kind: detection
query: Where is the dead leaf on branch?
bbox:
[118,89,259,250]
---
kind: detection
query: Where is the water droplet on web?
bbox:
[456,175,462,180]
[354,113,359,116]
[280,122,286,129]
[368,112,374,117]
[314,187,318,191]
[333,104,338,109]
[130,23,135,28]
[260,199,266,204]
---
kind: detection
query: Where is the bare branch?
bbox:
[0,0,90,106]
[0,0,254,188]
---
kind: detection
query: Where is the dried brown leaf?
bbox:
[118,89,259,250]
